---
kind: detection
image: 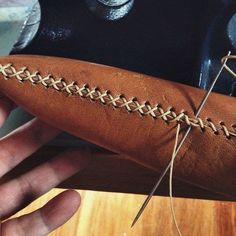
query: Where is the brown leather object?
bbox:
[0,55,235,197]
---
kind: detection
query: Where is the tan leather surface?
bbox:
[0,55,235,197]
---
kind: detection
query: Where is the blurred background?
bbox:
[0,0,37,55]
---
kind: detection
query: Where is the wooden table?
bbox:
[13,189,236,236]
[3,147,236,235]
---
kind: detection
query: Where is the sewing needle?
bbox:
[131,51,231,228]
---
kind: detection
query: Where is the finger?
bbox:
[1,190,80,236]
[0,148,91,219]
[0,96,16,127]
[0,118,61,177]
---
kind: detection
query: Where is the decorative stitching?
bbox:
[0,63,236,138]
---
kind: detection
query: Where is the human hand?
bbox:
[0,95,91,236]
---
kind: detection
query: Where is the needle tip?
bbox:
[130,218,138,228]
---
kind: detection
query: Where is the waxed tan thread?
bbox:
[221,55,236,78]
[169,123,182,236]
[0,63,236,138]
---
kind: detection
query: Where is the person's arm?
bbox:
[0,55,235,198]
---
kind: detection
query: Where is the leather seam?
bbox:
[0,63,235,138]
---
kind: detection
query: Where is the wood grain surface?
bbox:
[11,188,236,236]
[1,148,235,235]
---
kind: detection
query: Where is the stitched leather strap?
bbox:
[0,55,235,197]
